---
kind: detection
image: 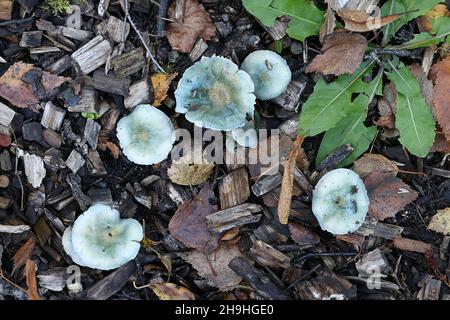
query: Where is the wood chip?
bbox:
[23,153,46,189]
[218,167,250,210]
[0,102,15,127]
[41,101,66,131]
[393,237,432,254]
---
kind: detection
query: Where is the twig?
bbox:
[120,0,166,73]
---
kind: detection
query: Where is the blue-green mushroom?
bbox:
[62,204,143,270]
[116,105,175,165]
[241,50,291,100]
[312,169,369,235]
[175,56,256,131]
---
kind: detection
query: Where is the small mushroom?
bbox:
[175,56,256,131]
[312,169,369,235]
[240,50,292,100]
[231,119,258,148]
[116,104,175,165]
[62,204,143,270]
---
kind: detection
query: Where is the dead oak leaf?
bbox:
[168,183,220,254]
[167,0,216,53]
[178,244,243,291]
[0,62,69,108]
[353,153,398,179]
[151,72,178,107]
[364,171,418,221]
[149,283,195,300]
[306,33,367,76]
[430,57,450,143]
[337,9,404,32]
[168,151,214,186]
[431,131,450,153]
[427,208,450,235]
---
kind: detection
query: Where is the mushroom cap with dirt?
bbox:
[312,168,369,235]
[116,104,176,165]
[240,50,292,100]
[62,204,143,270]
[175,56,256,131]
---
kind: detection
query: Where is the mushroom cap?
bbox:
[175,56,256,131]
[62,204,143,270]
[116,105,175,165]
[240,50,292,100]
[312,168,369,235]
[231,120,258,148]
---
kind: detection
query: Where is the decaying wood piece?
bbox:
[101,107,120,130]
[19,31,42,48]
[251,173,282,197]
[22,153,46,188]
[293,269,357,300]
[42,129,63,148]
[71,35,112,75]
[0,150,11,171]
[259,17,289,40]
[85,150,107,176]
[84,260,136,300]
[228,257,290,300]
[29,46,62,55]
[92,70,130,96]
[393,237,432,254]
[0,224,30,233]
[249,238,291,269]
[355,248,390,277]
[41,101,65,131]
[0,102,15,127]
[66,173,91,211]
[65,150,85,174]
[87,188,112,206]
[0,277,28,300]
[355,220,404,240]
[293,167,313,197]
[0,196,10,209]
[111,47,146,78]
[189,38,208,61]
[124,78,152,109]
[107,15,130,43]
[37,268,67,292]
[206,203,263,233]
[59,26,92,41]
[46,55,72,74]
[68,86,98,113]
[84,118,101,149]
[0,0,12,20]
[271,79,307,111]
[218,167,250,209]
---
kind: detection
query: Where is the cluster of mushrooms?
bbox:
[63,50,371,271]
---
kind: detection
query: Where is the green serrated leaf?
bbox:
[386,64,436,158]
[381,0,441,45]
[242,0,324,41]
[315,70,383,167]
[298,61,373,136]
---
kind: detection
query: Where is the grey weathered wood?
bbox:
[41,101,66,131]
[251,173,282,197]
[87,187,112,205]
[293,167,313,197]
[85,150,107,176]
[19,31,42,48]
[59,26,92,41]
[66,173,91,211]
[0,102,15,127]
[84,260,136,300]
[249,238,291,269]
[101,107,120,131]
[0,150,11,171]
[228,257,290,300]
[259,17,289,40]
[37,267,67,292]
[107,15,130,43]
[111,47,146,78]
[84,118,101,149]
[68,86,98,113]
[279,116,299,140]
[271,79,306,111]
[355,220,404,239]
[71,35,112,75]
[45,55,72,74]
[218,167,250,210]
[189,38,208,61]
[0,196,10,209]
[29,46,62,55]
[65,150,85,174]
[43,147,66,171]
[124,78,152,109]
[207,203,263,233]
[92,69,130,96]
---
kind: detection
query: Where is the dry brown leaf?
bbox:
[25,259,40,300]
[151,72,178,107]
[168,151,215,186]
[418,4,450,32]
[337,9,404,32]
[364,171,418,221]
[393,237,432,254]
[409,64,434,116]
[431,57,450,143]
[427,208,450,235]
[149,283,195,300]
[288,222,320,246]
[167,0,216,53]
[306,33,367,76]
[431,131,450,153]
[0,62,69,108]
[320,6,337,43]
[178,244,243,291]
[375,82,398,138]
[168,183,220,254]
[278,136,304,225]
[353,153,398,179]
[12,238,35,274]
